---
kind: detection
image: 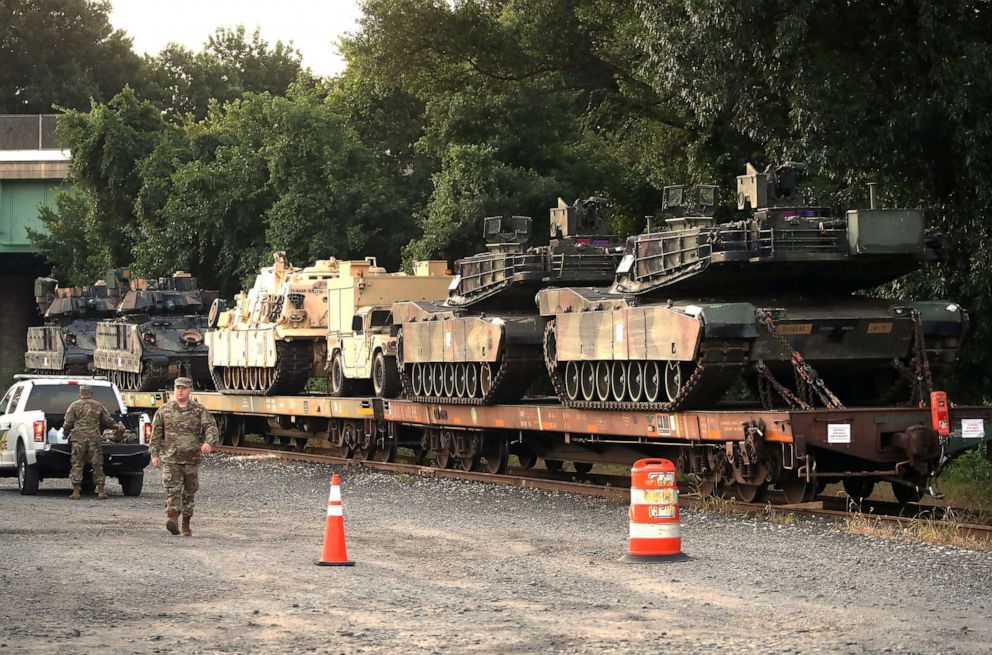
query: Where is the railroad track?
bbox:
[215,445,992,543]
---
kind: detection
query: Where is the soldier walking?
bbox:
[64,384,126,500]
[149,377,219,536]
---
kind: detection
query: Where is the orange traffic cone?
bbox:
[316,473,355,566]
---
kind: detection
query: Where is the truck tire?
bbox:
[329,353,357,397]
[373,351,400,398]
[16,446,40,495]
[119,473,144,497]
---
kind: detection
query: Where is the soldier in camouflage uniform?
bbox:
[149,377,219,536]
[64,384,126,500]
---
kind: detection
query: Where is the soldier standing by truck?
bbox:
[64,384,126,500]
[149,377,219,536]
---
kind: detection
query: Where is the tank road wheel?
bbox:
[892,481,924,505]
[610,362,627,401]
[442,363,456,398]
[248,368,259,391]
[231,367,242,391]
[544,459,564,473]
[564,361,581,401]
[223,367,233,390]
[643,361,661,403]
[729,483,768,503]
[453,363,467,398]
[664,361,686,402]
[411,363,425,396]
[465,363,479,398]
[479,363,493,399]
[329,353,355,397]
[481,435,509,474]
[781,476,817,504]
[580,362,596,401]
[372,351,400,398]
[431,363,445,399]
[843,477,876,502]
[627,361,644,402]
[595,361,611,402]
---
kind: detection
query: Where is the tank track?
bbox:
[396,330,543,405]
[542,320,750,411]
[211,340,314,396]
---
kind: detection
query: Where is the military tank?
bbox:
[25,272,128,375]
[206,252,450,396]
[539,163,966,411]
[93,272,217,391]
[391,198,624,405]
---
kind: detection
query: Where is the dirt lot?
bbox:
[1,454,990,654]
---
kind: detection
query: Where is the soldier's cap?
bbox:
[174,377,193,388]
[78,383,92,393]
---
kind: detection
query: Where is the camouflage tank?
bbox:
[391,198,624,404]
[539,163,966,411]
[25,272,128,375]
[206,252,450,396]
[93,272,217,391]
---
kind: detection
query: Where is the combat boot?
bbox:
[69,485,81,500]
[97,484,108,500]
[181,515,192,537]
[166,510,180,535]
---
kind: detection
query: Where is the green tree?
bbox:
[140,26,308,119]
[0,0,140,113]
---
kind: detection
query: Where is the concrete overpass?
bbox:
[1,114,66,391]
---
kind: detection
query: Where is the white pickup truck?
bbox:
[0,375,151,496]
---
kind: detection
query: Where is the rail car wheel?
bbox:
[696,480,722,497]
[892,481,924,505]
[609,362,626,401]
[595,361,611,401]
[729,482,767,503]
[279,436,291,448]
[453,363,467,398]
[511,444,537,469]
[843,477,876,501]
[664,361,687,402]
[780,476,817,504]
[627,362,644,402]
[643,361,661,402]
[545,459,563,472]
[481,436,509,474]
[479,363,493,398]
[580,362,596,401]
[370,440,396,463]
[465,363,479,398]
[460,455,480,472]
[573,462,593,475]
[435,449,452,469]
[294,437,308,452]
[263,434,275,446]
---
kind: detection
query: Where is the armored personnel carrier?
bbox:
[25,272,128,375]
[539,163,966,412]
[207,253,450,397]
[392,198,624,405]
[93,272,217,391]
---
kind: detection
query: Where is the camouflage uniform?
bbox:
[149,397,219,518]
[64,397,124,486]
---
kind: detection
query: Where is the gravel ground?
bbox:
[1,454,990,655]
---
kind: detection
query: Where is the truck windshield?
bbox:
[23,385,120,415]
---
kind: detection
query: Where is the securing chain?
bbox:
[756,309,845,410]
[911,309,934,405]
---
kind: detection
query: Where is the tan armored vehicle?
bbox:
[207,252,450,396]
[326,259,451,398]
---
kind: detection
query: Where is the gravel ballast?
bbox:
[1,454,990,654]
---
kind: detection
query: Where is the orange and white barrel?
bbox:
[623,458,687,562]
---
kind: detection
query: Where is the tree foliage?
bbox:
[0,0,140,113]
